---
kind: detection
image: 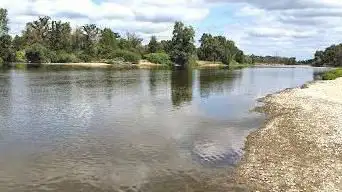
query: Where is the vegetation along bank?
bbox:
[0,8,302,69]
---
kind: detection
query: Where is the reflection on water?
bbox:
[171,70,193,107]
[0,67,316,191]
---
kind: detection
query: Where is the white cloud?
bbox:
[1,0,209,36]
[210,0,342,59]
[2,0,342,59]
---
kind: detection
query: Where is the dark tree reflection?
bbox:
[171,70,193,107]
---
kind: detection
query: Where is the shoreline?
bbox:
[236,77,342,191]
[6,61,252,70]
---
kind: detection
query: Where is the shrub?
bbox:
[0,57,3,66]
[322,69,342,80]
[15,50,26,62]
[144,53,172,66]
[57,52,80,63]
[78,52,93,62]
[25,43,50,63]
[187,55,199,68]
[111,50,141,64]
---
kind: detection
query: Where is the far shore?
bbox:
[236,77,342,191]
[6,60,254,70]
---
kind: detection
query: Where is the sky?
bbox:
[2,0,342,59]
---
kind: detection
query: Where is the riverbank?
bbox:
[6,61,166,70]
[236,77,342,191]
[196,60,251,69]
[6,61,251,70]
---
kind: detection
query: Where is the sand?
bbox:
[236,78,342,191]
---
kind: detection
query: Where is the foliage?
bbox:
[147,36,162,53]
[251,55,296,65]
[119,32,143,52]
[25,43,50,63]
[112,50,141,64]
[15,50,26,62]
[313,44,342,67]
[49,20,72,51]
[187,55,199,68]
[50,51,80,63]
[322,69,342,80]
[12,35,24,51]
[235,50,244,63]
[0,34,15,62]
[82,24,100,57]
[197,33,242,65]
[244,55,254,64]
[23,16,50,45]
[0,57,3,66]
[0,8,9,36]
[145,53,172,65]
[1,9,256,68]
[98,28,119,58]
[169,21,196,68]
[297,59,314,65]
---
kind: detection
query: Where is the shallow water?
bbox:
[0,67,316,191]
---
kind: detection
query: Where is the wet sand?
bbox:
[236,78,342,191]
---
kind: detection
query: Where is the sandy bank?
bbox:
[197,61,227,68]
[56,63,111,67]
[236,78,342,191]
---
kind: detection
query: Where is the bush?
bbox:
[187,55,199,68]
[144,53,172,65]
[77,52,93,62]
[0,57,3,66]
[54,52,80,63]
[25,43,50,63]
[111,50,141,64]
[322,69,342,80]
[15,50,26,62]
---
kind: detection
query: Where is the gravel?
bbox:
[236,78,342,192]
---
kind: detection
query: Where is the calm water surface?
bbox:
[0,67,316,191]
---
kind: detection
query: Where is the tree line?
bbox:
[0,8,256,68]
[311,44,342,67]
[250,55,297,65]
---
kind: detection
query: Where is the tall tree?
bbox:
[147,36,160,53]
[0,8,9,36]
[0,8,13,63]
[98,28,119,58]
[82,24,100,56]
[0,34,14,62]
[23,16,51,45]
[12,35,24,51]
[71,27,85,52]
[48,20,72,51]
[170,21,195,68]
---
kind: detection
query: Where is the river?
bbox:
[0,67,319,191]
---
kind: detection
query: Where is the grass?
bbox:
[322,68,342,80]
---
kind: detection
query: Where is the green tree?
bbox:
[12,35,24,51]
[0,34,14,62]
[71,27,85,52]
[82,24,100,57]
[23,16,51,45]
[147,36,161,53]
[98,28,119,58]
[48,20,72,51]
[0,8,9,36]
[161,40,172,54]
[235,50,244,63]
[170,21,195,68]
[0,8,13,63]
[25,43,50,63]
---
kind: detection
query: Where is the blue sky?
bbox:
[2,0,342,59]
